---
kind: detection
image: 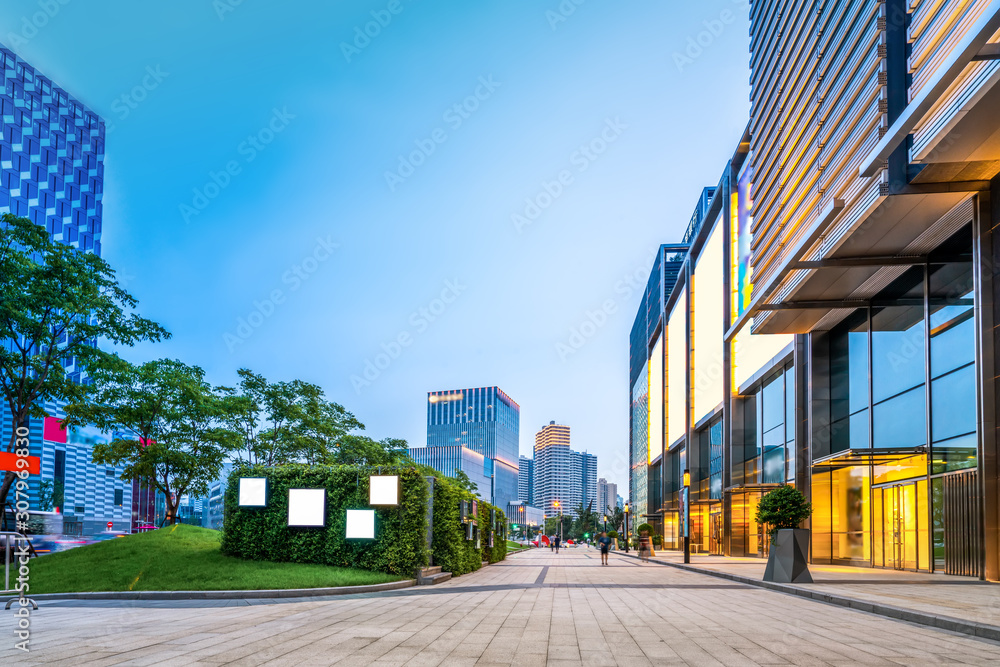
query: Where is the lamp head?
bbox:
[683,469,691,488]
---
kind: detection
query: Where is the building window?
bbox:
[929,257,976,474]
[114,489,123,506]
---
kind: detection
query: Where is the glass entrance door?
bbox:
[709,509,723,555]
[874,480,928,571]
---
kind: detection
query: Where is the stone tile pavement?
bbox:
[5,546,1000,665]
[645,550,1000,629]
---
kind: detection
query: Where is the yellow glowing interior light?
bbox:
[683,470,691,487]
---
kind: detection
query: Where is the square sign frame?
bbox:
[288,488,326,527]
[238,477,268,507]
[346,509,376,539]
[369,475,400,506]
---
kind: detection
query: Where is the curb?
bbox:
[616,551,1000,642]
[11,578,416,602]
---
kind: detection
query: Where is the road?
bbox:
[6,546,1000,665]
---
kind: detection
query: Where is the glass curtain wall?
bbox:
[812,225,978,572]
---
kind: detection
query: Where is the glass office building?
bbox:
[638,0,1000,579]
[421,387,520,508]
[408,445,491,500]
[629,241,690,533]
[0,45,146,533]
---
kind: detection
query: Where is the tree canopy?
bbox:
[0,213,168,508]
[64,358,238,525]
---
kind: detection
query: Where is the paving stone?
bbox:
[8,548,1000,666]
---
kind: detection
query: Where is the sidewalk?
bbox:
[621,548,1000,639]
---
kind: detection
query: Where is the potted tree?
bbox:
[607,530,619,550]
[755,485,813,583]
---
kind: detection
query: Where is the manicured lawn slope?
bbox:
[29,524,405,594]
[506,540,531,553]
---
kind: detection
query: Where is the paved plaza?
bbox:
[7,547,1000,666]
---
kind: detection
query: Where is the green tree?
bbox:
[606,506,625,534]
[36,479,63,512]
[451,469,479,495]
[755,485,812,539]
[0,213,169,513]
[221,369,361,466]
[64,358,238,525]
[331,434,410,466]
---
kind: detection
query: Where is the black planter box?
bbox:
[762,528,812,584]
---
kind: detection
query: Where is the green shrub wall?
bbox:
[428,476,506,576]
[221,464,429,576]
[222,465,506,578]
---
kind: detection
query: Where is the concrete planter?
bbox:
[762,528,812,584]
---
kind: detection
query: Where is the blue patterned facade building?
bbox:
[0,45,150,535]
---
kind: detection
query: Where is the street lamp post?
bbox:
[602,515,607,533]
[553,501,562,543]
[624,503,630,553]
[682,469,691,564]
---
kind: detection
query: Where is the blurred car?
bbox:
[91,530,129,543]
[25,533,60,556]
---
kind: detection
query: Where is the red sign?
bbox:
[43,416,67,443]
[0,453,40,475]
[107,522,113,530]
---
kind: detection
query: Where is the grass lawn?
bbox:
[29,524,405,594]
[506,540,531,553]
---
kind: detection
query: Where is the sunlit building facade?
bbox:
[640,0,1000,579]
[629,242,689,533]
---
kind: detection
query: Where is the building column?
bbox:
[793,334,811,504]
[975,185,1000,581]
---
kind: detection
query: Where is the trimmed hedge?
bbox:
[428,475,505,576]
[221,464,429,576]
[222,465,506,578]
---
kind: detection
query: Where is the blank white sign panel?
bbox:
[238,477,267,506]
[369,476,399,505]
[288,488,326,527]
[346,509,376,539]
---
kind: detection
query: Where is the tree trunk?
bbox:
[0,413,26,529]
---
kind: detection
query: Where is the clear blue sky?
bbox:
[3,0,750,492]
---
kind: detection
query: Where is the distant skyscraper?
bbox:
[580,452,598,511]
[420,386,520,509]
[518,455,534,505]
[533,421,597,519]
[598,478,618,516]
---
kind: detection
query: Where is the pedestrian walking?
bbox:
[554,535,561,554]
[638,530,652,563]
[597,531,611,565]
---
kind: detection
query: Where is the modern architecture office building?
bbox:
[634,0,1000,580]
[420,386,520,508]
[408,444,492,501]
[533,421,598,518]
[0,45,148,534]
[629,243,688,524]
[598,478,618,516]
[518,455,534,505]
[506,502,545,530]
